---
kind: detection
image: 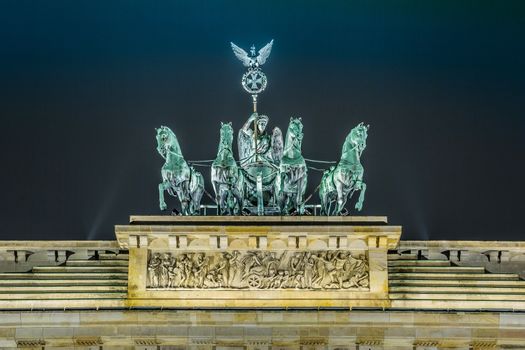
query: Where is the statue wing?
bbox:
[238,129,252,164]
[257,39,274,66]
[230,42,251,67]
[271,126,283,164]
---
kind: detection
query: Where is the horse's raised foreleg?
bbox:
[158,181,170,211]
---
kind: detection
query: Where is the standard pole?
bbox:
[252,94,258,162]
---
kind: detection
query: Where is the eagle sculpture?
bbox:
[230,40,274,69]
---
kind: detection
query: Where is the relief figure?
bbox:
[147,250,369,291]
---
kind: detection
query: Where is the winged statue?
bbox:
[231,40,274,69]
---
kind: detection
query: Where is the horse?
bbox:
[156,126,204,215]
[275,117,308,214]
[211,122,244,215]
[319,122,369,215]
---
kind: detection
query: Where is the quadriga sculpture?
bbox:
[275,117,307,214]
[319,122,369,215]
[211,122,244,215]
[156,126,204,215]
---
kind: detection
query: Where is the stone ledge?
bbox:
[0,240,119,250]
[399,240,525,252]
[129,215,389,225]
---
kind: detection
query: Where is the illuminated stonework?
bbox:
[146,250,369,290]
[116,216,397,308]
[1,216,525,348]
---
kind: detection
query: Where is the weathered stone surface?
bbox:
[120,216,398,309]
[0,216,525,347]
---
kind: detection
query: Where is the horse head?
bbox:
[156,126,182,159]
[345,122,369,155]
[219,122,234,149]
[285,117,304,154]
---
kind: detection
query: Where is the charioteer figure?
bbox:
[238,113,282,167]
[237,112,283,213]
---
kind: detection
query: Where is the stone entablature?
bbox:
[0,218,525,348]
[116,216,400,308]
[0,227,524,311]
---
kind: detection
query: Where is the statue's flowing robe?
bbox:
[238,130,272,165]
[238,128,283,167]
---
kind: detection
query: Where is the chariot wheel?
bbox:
[247,274,261,288]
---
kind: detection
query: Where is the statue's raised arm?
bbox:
[240,113,257,136]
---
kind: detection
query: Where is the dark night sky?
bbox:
[0,1,524,241]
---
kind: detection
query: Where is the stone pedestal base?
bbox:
[115,216,401,308]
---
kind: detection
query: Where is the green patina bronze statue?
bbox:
[319,122,369,215]
[274,117,307,215]
[156,126,204,215]
[211,122,245,215]
[155,40,370,216]
[238,112,283,214]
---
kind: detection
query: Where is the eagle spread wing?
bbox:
[230,42,251,67]
[257,39,274,66]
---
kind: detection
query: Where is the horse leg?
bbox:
[281,193,289,215]
[321,197,328,216]
[319,181,328,215]
[232,185,243,215]
[158,181,170,211]
[216,195,221,215]
[211,176,219,214]
[355,181,367,211]
[281,173,290,214]
[219,189,228,215]
[189,175,204,215]
[212,181,221,215]
[296,171,307,214]
[216,188,223,215]
[173,187,185,215]
[295,180,302,214]
[178,181,190,215]
[327,197,335,216]
[225,189,233,215]
[335,178,348,215]
[302,177,308,214]
[192,185,204,215]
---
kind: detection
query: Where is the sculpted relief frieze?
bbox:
[146,250,369,290]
